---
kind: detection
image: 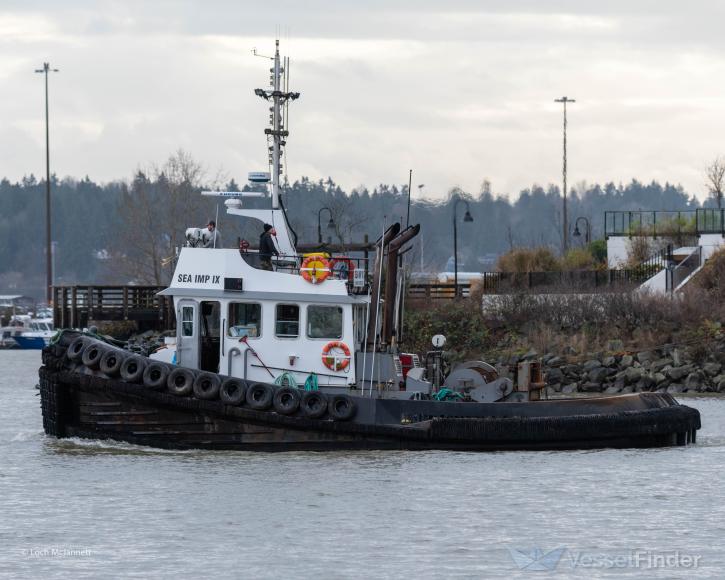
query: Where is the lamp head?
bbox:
[463,210,473,223]
[573,225,581,237]
[327,217,335,230]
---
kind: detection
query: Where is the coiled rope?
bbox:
[274,372,298,388]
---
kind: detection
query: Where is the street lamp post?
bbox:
[555,96,575,255]
[317,207,335,244]
[573,216,591,245]
[453,198,474,294]
[35,62,59,304]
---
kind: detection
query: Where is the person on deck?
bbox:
[203,220,222,248]
[259,224,279,270]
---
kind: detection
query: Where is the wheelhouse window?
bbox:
[228,303,262,338]
[307,305,343,339]
[275,304,299,338]
[181,306,194,337]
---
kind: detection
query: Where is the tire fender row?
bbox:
[64,336,356,421]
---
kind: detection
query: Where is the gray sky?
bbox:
[2,0,725,199]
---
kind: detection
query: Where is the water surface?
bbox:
[1,350,723,578]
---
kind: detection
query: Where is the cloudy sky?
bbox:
[2,0,725,199]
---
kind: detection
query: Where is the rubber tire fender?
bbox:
[67,336,90,362]
[193,372,222,400]
[81,342,107,370]
[301,391,328,419]
[99,348,126,377]
[328,394,357,421]
[246,382,274,410]
[219,378,247,405]
[120,356,147,383]
[143,362,170,391]
[273,386,301,415]
[167,367,195,396]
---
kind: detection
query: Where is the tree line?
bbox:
[0,150,710,297]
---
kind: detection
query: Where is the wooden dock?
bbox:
[53,286,173,331]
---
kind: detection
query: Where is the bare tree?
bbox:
[116,150,213,284]
[705,156,725,209]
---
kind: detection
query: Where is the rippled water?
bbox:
[2,350,725,578]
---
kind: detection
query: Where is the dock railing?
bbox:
[53,286,172,330]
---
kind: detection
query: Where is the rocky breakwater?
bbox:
[499,346,725,396]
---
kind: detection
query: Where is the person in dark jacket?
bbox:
[259,224,279,270]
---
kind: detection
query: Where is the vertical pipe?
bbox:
[406,169,412,228]
[562,100,568,254]
[44,67,52,304]
[453,212,458,289]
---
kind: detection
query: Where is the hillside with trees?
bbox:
[0,150,711,298]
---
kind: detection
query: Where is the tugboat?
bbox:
[39,41,700,451]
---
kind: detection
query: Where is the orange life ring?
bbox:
[329,257,355,281]
[321,341,351,371]
[300,256,331,284]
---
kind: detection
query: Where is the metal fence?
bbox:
[606,209,725,237]
[604,210,697,238]
[408,269,657,298]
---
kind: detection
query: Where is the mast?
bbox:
[254,40,300,210]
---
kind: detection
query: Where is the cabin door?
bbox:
[177,300,199,369]
[199,301,221,373]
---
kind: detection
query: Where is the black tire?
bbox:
[328,394,357,421]
[143,362,170,391]
[167,367,195,396]
[219,378,247,405]
[81,342,107,369]
[99,348,125,376]
[273,387,301,415]
[193,372,222,400]
[301,391,328,419]
[246,383,274,410]
[67,336,89,362]
[120,356,147,383]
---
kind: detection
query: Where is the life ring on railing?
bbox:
[321,341,351,371]
[300,256,331,284]
[330,257,355,282]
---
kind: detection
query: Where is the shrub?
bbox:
[588,239,607,263]
[561,247,599,271]
[496,247,560,272]
[403,300,491,361]
[626,236,652,266]
[693,247,725,298]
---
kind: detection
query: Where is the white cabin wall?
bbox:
[221,299,356,388]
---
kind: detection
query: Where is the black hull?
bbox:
[38,365,701,452]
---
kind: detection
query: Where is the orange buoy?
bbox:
[300,256,331,284]
[321,341,351,371]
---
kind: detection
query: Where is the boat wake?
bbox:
[8,429,44,443]
[44,436,201,456]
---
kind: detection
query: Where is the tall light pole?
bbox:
[452,198,473,293]
[555,96,575,255]
[36,62,59,304]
